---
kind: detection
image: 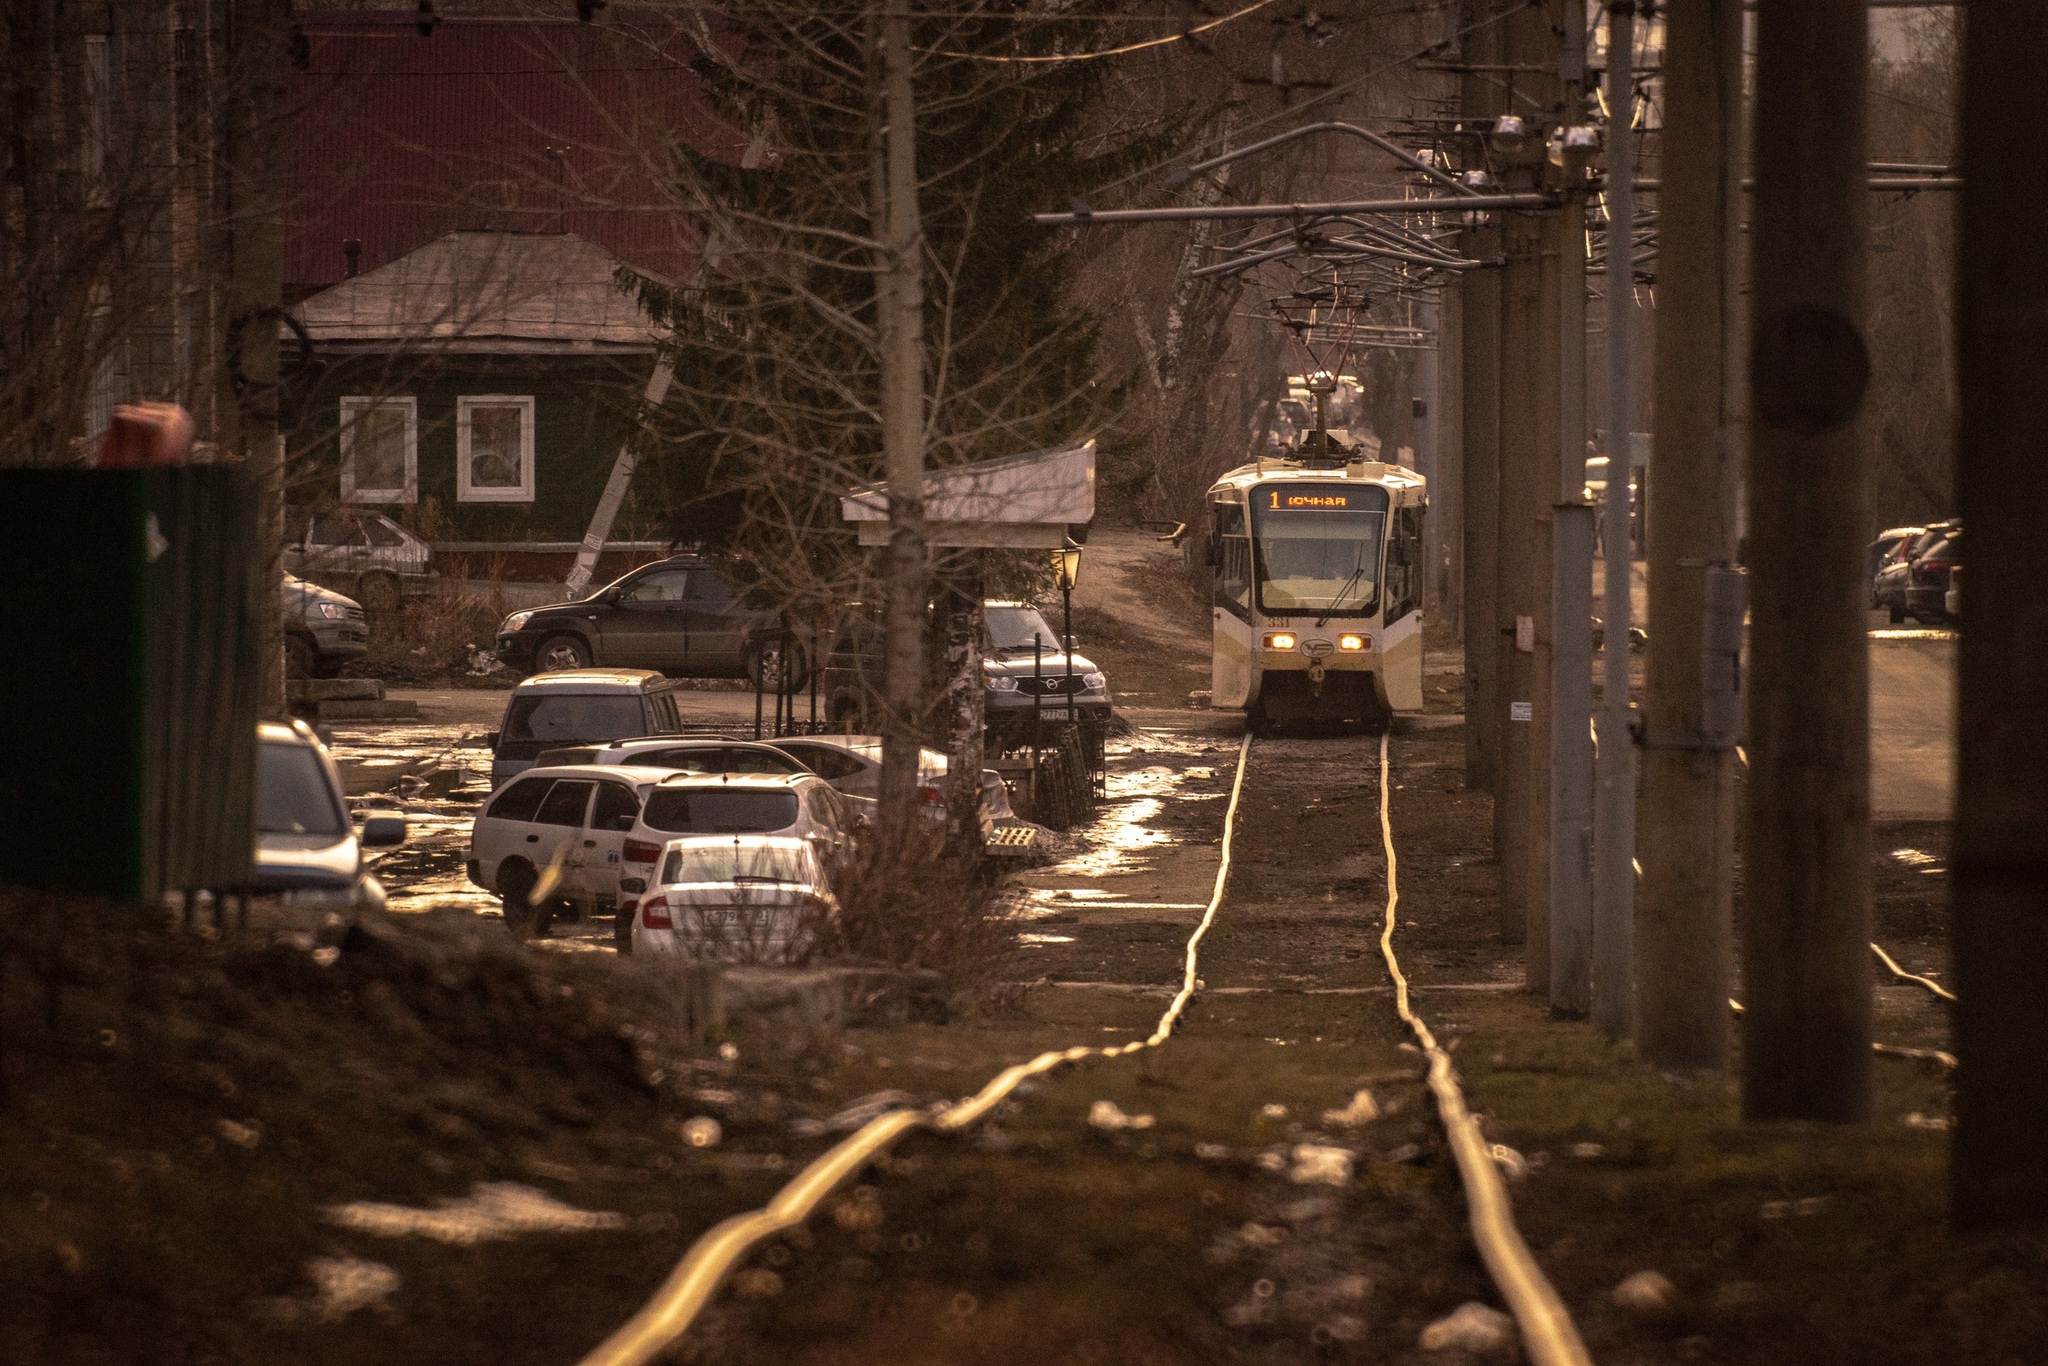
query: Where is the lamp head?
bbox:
[1053,538,1084,591]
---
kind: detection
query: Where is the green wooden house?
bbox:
[286,230,671,572]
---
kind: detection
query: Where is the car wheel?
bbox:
[499,861,541,936]
[746,639,809,694]
[285,633,316,680]
[614,903,635,954]
[535,633,592,672]
[1888,605,1906,625]
[357,571,400,614]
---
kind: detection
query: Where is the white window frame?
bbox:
[456,394,536,503]
[338,395,418,504]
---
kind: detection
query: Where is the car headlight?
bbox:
[1082,672,1106,691]
[501,610,535,633]
[316,602,345,619]
[985,674,1018,692]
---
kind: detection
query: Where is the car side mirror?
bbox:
[361,814,407,847]
[620,877,647,894]
[477,731,500,750]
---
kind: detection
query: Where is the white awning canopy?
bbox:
[840,439,1095,548]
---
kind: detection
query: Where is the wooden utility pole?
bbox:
[1459,3,1504,796]
[220,0,293,721]
[1952,1,2048,1228]
[1741,0,1873,1124]
[874,10,929,827]
[1637,0,1745,1070]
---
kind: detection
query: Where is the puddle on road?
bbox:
[1048,797,1173,878]
[1889,847,1946,877]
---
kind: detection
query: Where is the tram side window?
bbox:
[1214,504,1252,618]
[1385,506,1423,621]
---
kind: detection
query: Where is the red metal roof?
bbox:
[288,14,744,290]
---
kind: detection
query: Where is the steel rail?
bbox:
[578,733,1256,1366]
[1372,731,1594,1366]
[1870,941,1958,1003]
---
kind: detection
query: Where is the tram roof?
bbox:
[1207,459,1426,498]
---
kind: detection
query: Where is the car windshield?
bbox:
[258,741,347,838]
[659,842,814,886]
[640,788,801,835]
[505,694,645,743]
[1251,483,1389,616]
[986,605,1062,653]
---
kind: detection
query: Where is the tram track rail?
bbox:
[579,726,1592,1366]
[579,733,1254,1366]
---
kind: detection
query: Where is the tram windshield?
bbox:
[1250,483,1390,616]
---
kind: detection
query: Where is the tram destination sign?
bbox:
[1262,487,1356,511]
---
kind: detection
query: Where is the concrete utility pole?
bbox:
[1591,0,1638,1037]
[1459,5,1503,796]
[1495,0,1564,979]
[1436,285,1466,638]
[1550,0,1595,1018]
[1952,2,2048,1228]
[1742,0,1873,1124]
[1636,0,1746,1070]
[1495,201,1547,957]
[874,11,930,826]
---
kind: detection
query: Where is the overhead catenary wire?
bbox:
[918,0,1282,63]
[1371,730,1594,1366]
[577,732,1255,1366]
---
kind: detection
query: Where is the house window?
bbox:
[339,395,417,503]
[457,395,535,502]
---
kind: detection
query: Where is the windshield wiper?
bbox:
[1316,567,1369,627]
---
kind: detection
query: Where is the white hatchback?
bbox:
[616,771,855,899]
[629,836,837,963]
[467,763,673,935]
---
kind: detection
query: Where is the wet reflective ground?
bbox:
[334,697,1250,960]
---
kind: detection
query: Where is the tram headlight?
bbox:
[1263,632,1297,652]
[1338,633,1369,652]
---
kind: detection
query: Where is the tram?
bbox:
[1204,441,1427,732]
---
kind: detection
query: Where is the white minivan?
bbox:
[467,763,672,935]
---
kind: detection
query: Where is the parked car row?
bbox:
[491,557,1115,737]
[467,667,1015,957]
[1870,520,1961,625]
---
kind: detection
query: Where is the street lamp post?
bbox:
[1052,538,1083,727]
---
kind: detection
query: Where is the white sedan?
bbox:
[627,836,837,963]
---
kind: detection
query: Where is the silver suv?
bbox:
[255,720,405,909]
